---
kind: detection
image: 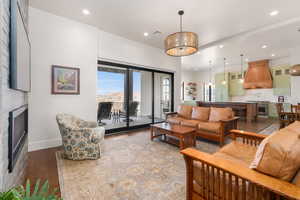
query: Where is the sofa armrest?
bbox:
[165,112,178,118]
[220,116,240,123]
[230,129,267,145]
[181,148,300,200]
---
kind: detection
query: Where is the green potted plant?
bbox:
[0,180,62,200]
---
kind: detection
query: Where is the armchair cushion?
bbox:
[191,107,210,121]
[250,121,300,181]
[209,107,234,122]
[198,121,221,133]
[177,105,193,119]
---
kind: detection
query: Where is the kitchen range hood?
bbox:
[243,60,273,89]
[290,64,300,76]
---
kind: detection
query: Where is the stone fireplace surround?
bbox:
[0,0,28,191]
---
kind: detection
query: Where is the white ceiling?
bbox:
[29,0,300,70]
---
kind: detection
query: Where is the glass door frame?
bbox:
[98,60,174,134]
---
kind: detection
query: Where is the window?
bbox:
[204,83,215,102]
[97,60,174,133]
[275,69,282,76]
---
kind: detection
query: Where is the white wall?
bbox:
[98,30,181,107]
[28,8,181,151]
[182,70,210,101]
[28,8,99,151]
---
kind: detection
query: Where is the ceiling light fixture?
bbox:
[262,45,268,49]
[271,54,275,57]
[269,10,279,16]
[82,9,91,15]
[165,10,198,57]
[245,58,249,62]
[222,58,227,85]
[219,45,224,49]
[144,32,149,37]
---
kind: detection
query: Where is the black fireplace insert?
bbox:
[8,105,28,173]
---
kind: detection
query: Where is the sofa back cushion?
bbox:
[177,105,193,119]
[191,107,210,121]
[209,107,234,122]
[250,121,300,181]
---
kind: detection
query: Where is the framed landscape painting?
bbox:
[52,65,80,95]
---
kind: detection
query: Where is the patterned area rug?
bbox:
[56,124,279,200]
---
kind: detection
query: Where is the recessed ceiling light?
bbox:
[143,32,149,37]
[226,62,229,65]
[82,9,90,15]
[269,10,279,16]
[219,45,224,49]
[271,54,275,57]
[262,45,268,49]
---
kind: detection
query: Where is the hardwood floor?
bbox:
[26,147,62,194]
[25,117,276,196]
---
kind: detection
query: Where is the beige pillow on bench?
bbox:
[250,121,300,181]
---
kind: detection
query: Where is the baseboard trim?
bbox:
[29,138,62,152]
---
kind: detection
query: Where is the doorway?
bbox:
[97,60,174,134]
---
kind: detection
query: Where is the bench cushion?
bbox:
[216,141,257,166]
[177,105,193,119]
[209,107,234,122]
[181,119,200,128]
[250,121,300,181]
[166,117,185,125]
[191,107,210,121]
[198,121,221,133]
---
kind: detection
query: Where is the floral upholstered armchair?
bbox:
[56,113,105,160]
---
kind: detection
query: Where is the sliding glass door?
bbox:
[97,61,174,134]
[128,69,153,127]
[97,66,127,130]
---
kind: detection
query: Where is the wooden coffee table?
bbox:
[150,122,196,150]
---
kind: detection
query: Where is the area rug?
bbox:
[56,124,278,200]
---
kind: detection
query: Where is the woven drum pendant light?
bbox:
[165,10,198,57]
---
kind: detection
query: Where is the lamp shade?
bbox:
[165,32,198,57]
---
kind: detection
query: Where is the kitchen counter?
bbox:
[197,101,258,122]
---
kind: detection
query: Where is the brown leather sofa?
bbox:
[166,105,239,146]
[181,121,300,200]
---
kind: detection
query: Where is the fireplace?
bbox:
[8,105,28,173]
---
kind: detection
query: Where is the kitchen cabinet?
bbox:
[272,65,291,96]
[214,72,229,101]
[229,72,245,97]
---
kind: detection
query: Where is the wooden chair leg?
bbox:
[184,155,193,200]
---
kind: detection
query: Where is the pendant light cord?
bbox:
[180,15,182,32]
[178,10,184,32]
[240,54,244,78]
[209,60,212,83]
[223,58,226,81]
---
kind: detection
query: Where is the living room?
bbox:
[0,0,300,199]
